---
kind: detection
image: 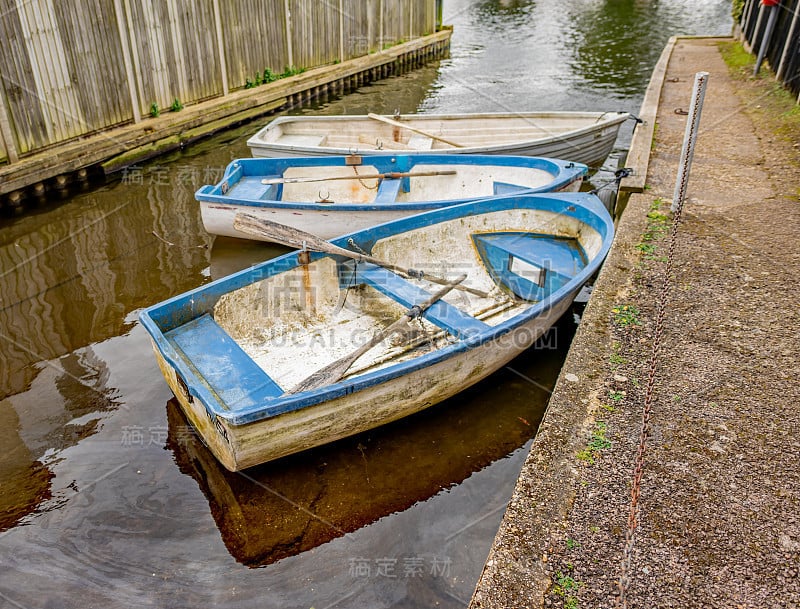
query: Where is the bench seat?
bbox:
[166,314,284,409]
[354,263,490,339]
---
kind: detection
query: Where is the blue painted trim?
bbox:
[139,191,614,427]
[355,263,489,339]
[194,154,587,212]
[167,314,284,409]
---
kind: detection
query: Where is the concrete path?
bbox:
[471,36,800,608]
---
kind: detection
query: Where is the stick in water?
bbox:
[232,213,490,299]
[289,274,467,393]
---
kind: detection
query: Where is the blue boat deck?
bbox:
[166,314,284,409]
[473,233,587,301]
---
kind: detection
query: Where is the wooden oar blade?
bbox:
[233,213,491,298]
[233,213,307,248]
[233,213,354,260]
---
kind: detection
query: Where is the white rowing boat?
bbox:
[246,111,630,167]
[140,192,614,471]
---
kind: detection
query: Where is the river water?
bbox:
[0,2,732,608]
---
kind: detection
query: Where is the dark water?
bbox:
[0,2,732,607]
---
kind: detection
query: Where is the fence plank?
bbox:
[0,0,440,159]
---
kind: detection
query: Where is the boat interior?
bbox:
[159,209,601,408]
[219,163,558,205]
[257,114,615,151]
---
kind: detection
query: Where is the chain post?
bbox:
[672,72,709,213]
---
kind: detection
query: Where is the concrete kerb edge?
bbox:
[469,36,700,609]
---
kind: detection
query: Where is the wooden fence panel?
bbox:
[290,0,339,69]
[0,0,46,154]
[0,0,439,159]
[52,0,132,130]
[220,0,289,89]
[342,0,380,59]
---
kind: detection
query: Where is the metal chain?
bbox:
[617,73,706,608]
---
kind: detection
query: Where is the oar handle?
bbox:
[289,274,467,393]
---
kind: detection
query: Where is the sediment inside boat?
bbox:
[212,208,602,392]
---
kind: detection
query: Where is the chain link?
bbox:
[617,72,707,608]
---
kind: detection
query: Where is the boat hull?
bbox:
[200,178,581,241]
[141,192,615,471]
[246,111,630,167]
[151,294,573,471]
[196,154,586,241]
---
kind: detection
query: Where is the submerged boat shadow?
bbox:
[165,314,575,567]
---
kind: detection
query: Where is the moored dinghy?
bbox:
[245,111,631,167]
[194,153,586,241]
[139,192,614,471]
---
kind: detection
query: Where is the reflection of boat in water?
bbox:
[208,236,291,281]
[164,315,573,566]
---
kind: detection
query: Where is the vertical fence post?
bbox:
[284,0,294,68]
[123,0,146,117]
[775,2,799,81]
[339,0,345,62]
[672,72,709,213]
[212,0,229,95]
[0,90,19,163]
[739,0,756,45]
[754,1,780,75]
[379,0,384,50]
[113,0,141,123]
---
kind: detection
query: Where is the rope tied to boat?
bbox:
[588,167,633,196]
[407,305,423,319]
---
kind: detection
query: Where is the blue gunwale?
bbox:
[139,191,614,426]
[194,154,587,212]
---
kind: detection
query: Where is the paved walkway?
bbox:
[471,37,800,608]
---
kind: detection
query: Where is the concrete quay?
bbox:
[471,36,800,609]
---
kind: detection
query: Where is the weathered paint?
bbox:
[196,154,587,241]
[139,192,614,470]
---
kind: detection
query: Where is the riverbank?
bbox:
[471,36,800,608]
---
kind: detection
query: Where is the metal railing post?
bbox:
[672,72,709,214]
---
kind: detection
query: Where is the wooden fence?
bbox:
[737,0,800,101]
[0,0,437,163]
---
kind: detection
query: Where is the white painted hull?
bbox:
[141,193,615,471]
[152,294,573,471]
[247,111,630,167]
[201,179,581,241]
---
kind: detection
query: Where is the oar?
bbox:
[232,213,491,298]
[289,274,467,393]
[367,113,463,148]
[260,169,456,185]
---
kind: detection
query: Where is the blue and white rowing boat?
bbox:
[194,153,586,241]
[140,192,614,471]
